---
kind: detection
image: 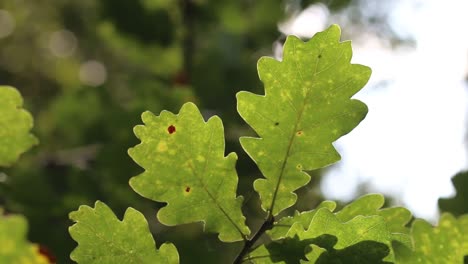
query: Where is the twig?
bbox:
[233,214,275,264]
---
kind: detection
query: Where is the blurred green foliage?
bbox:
[0,0,406,263]
[439,171,468,217]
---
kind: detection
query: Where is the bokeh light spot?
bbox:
[0,10,15,39]
[49,30,77,58]
[79,60,107,87]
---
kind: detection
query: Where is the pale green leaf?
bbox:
[253,195,412,263]
[269,194,411,246]
[0,86,38,167]
[267,200,336,240]
[128,102,250,242]
[248,208,393,263]
[237,24,371,216]
[245,208,393,263]
[291,208,393,262]
[336,194,412,234]
[69,201,179,264]
[0,209,49,264]
[395,213,468,263]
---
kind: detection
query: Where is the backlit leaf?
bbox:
[254,195,411,263]
[248,208,393,263]
[129,102,250,242]
[69,201,179,264]
[267,200,337,240]
[237,24,371,216]
[0,86,38,167]
[336,194,412,238]
[395,213,468,263]
[290,208,393,262]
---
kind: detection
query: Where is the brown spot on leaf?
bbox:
[185,186,191,192]
[296,130,303,136]
[168,125,176,134]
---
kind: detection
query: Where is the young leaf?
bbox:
[69,201,179,264]
[237,24,371,216]
[128,102,250,242]
[255,195,412,263]
[248,208,394,263]
[268,194,411,245]
[395,213,468,263]
[0,209,49,264]
[0,86,38,167]
[335,194,412,235]
[267,200,337,240]
[335,194,412,249]
[290,208,394,262]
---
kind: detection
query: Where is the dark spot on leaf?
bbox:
[318,54,322,59]
[296,130,303,136]
[275,122,279,126]
[168,125,176,134]
[296,164,302,170]
[185,186,191,192]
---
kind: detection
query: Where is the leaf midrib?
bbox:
[268,31,333,215]
[178,123,246,239]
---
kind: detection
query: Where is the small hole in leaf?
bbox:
[168,125,176,134]
[275,122,279,126]
[185,186,191,192]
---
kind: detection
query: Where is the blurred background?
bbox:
[0,0,466,263]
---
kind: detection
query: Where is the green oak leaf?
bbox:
[333,194,413,259]
[395,213,468,263]
[128,102,250,242]
[249,208,393,263]
[0,209,49,264]
[237,24,371,216]
[439,171,468,216]
[0,86,38,167]
[291,208,393,262]
[244,239,392,264]
[336,194,412,237]
[253,195,411,263]
[69,201,179,264]
[268,194,411,248]
[303,242,392,264]
[267,200,337,240]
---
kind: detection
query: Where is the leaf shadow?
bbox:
[264,234,392,264]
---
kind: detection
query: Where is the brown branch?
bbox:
[233,214,275,264]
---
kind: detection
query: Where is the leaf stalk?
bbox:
[233,214,275,264]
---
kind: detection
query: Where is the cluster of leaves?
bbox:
[1,23,467,263]
[0,1,401,261]
[0,86,49,263]
[65,25,468,263]
[0,1,287,260]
